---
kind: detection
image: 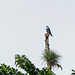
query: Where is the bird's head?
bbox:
[46,26,49,28]
[46,26,48,27]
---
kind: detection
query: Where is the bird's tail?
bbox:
[51,34,53,37]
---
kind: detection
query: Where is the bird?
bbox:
[46,26,53,37]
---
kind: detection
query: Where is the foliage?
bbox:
[0,54,56,75]
[42,50,62,70]
[39,68,56,75]
[15,54,38,75]
[15,54,56,75]
[0,63,25,75]
[72,69,75,74]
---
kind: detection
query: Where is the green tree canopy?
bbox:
[0,54,56,75]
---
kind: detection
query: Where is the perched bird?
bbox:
[46,26,53,37]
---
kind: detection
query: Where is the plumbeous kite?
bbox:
[46,26,53,37]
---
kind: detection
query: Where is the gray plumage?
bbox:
[46,26,53,37]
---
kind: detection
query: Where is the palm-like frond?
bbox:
[42,50,62,70]
[54,63,63,70]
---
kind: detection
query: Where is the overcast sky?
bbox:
[0,0,75,75]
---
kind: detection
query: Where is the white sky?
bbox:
[0,0,75,75]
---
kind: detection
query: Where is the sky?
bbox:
[0,0,75,75]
